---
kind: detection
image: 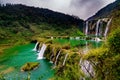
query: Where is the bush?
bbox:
[83,27,120,80]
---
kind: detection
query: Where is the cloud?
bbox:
[0,0,115,20]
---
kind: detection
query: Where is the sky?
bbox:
[0,0,116,20]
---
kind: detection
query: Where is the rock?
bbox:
[21,62,39,72]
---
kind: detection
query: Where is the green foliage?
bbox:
[83,28,120,80]
[107,28,120,53]
[0,74,5,80]
[53,53,81,80]
[0,4,84,50]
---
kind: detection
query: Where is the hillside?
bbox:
[88,0,120,20]
[0,4,84,44]
[83,0,120,79]
[87,0,120,32]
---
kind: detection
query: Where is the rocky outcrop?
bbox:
[21,62,39,72]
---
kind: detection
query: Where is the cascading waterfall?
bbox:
[85,18,111,39]
[95,19,101,37]
[54,50,61,66]
[62,53,68,66]
[85,21,89,36]
[33,42,39,51]
[37,44,47,60]
[104,18,112,37]
[80,41,94,78]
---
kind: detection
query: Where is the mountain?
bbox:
[0,4,84,44]
[88,0,120,20]
[87,0,120,32]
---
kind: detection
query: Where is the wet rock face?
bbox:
[85,18,111,37]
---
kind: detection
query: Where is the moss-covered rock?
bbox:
[21,62,39,72]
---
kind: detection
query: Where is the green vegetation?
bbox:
[0,4,83,41]
[0,74,5,80]
[0,4,84,55]
[83,28,120,80]
[85,4,120,79]
[53,39,86,47]
[0,1,120,79]
[40,38,83,80]
[21,62,39,71]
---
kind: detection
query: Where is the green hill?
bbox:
[0,4,84,44]
[83,0,120,79]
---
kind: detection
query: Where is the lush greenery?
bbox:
[0,4,84,55]
[42,39,82,80]
[83,28,120,80]
[0,4,84,42]
[50,0,120,79]
[83,5,120,79]
[0,1,120,80]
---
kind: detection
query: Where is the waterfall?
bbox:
[95,37,101,42]
[70,37,74,40]
[37,44,47,60]
[83,41,89,54]
[76,37,80,40]
[80,60,94,77]
[62,53,68,66]
[80,41,94,78]
[104,18,112,37]
[95,20,101,37]
[54,50,61,66]
[33,42,39,51]
[85,21,89,36]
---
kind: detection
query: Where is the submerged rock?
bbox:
[21,62,39,72]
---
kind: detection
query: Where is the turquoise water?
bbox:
[0,44,54,80]
[0,40,102,80]
[53,39,102,48]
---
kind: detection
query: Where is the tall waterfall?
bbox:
[55,50,61,66]
[37,44,47,60]
[95,20,101,37]
[63,54,68,66]
[85,21,89,36]
[104,18,112,37]
[33,42,39,51]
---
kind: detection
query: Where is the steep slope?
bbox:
[88,0,120,20]
[0,4,84,44]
